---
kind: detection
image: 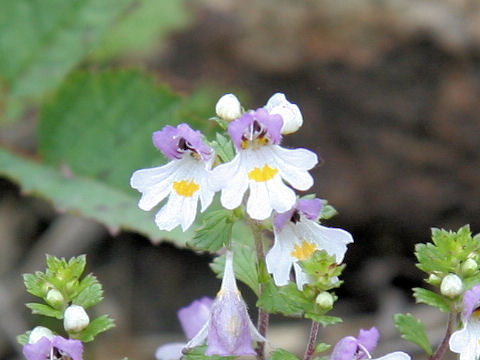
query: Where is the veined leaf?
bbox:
[394,313,432,355]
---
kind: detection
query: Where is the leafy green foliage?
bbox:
[270,349,300,360]
[301,251,344,291]
[0,0,135,123]
[314,343,331,354]
[25,303,63,319]
[191,209,235,252]
[210,241,259,295]
[16,332,30,346]
[210,133,236,163]
[0,147,190,245]
[183,346,235,360]
[257,281,304,316]
[413,288,451,313]
[394,313,432,355]
[320,201,338,220]
[73,315,115,342]
[74,275,104,309]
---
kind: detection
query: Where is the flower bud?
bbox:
[315,292,334,309]
[64,305,90,333]
[427,273,441,286]
[440,274,463,298]
[28,326,54,344]
[215,94,242,121]
[462,258,478,276]
[46,289,64,309]
[264,93,303,134]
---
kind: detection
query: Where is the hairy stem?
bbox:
[251,221,269,360]
[304,321,320,360]
[429,311,457,360]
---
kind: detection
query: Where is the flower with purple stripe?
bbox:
[23,328,83,360]
[210,107,317,221]
[449,283,480,360]
[330,327,410,360]
[186,251,266,356]
[130,123,215,231]
[266,198,353,290]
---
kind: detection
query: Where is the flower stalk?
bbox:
[304,321,320,360]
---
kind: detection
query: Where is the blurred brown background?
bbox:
[2,0,480,359]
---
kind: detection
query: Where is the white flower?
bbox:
[215,93,243,121]
[130,123,215,231]
[264,93,303,134]
[440,274,463,298]
[64,305,89,333]
[266,199,353,290]
[28,326,54,344]
[210,108,317,220]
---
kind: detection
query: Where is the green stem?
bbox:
[304,321,320,360]
[429,311,457,360]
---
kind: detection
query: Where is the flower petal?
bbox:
[23,337,52,360]
[155,342,187,360]
[373,352,411,360]
[329,336,359,360]
[52,336,83,360]
[463,284,480,321]
[178,297,214,339]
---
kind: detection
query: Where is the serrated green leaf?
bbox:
[23,273,47,298]
[304,314,342,327]
[74,282,103,309]
[314,343,331,354]
[74,315,115,342]
[91,0,191,61]
[0,147,192,245]
[67,255,87,279]
[320,204,338,220]
[211,133,235,163]
[210,241,259,295]
[413,288,451,312]
[394,313,432,355]
[183,345,235,360]
[257,281,304,316]
[190,209,234,252]
[0,0,135,123]
[17,332,30,346]
[46,255,67,274]
[270,349,300,360]
[26,303,63,319]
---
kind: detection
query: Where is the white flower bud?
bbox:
[440,274,463,298]
[462,258,478,275]
[427,273,441,286]
[315,292,334,309]
[46,288,64,309]
[64,305,90,333]
[28,326,54,344]
[264,93,303,134]
[215,93,242,121]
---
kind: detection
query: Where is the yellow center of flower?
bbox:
[291,241,317,260]
[248,164,279,182]
[173,180,200,197]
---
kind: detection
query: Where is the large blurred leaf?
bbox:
[0,148,192,245]
[0,0,135,123]
[38,70,216,192]
[91,0,191,61]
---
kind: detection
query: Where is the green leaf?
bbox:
[394,313,432,355]
[0,0,135,123]
[270,349,300,360]
[67,255,87,279]
[210,241,259,295]
[74,279,104,309]
[314,343,331,354]
[183,345,235,360]
[257,281,304,316]
[0,147,192,245]
[190,209,234,252]
[91,0,191,60]
[304,314,342,327]
[413,288,451,312]
[320,202,338,220]
[211,133,235,163]
[17,331,30,346]
[23,272,47,298]
[26,303,63,319]
[74,315,115,342]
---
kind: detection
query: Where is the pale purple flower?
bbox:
[330,327,410,360]
[186,251,266,356]
[210,109,317,220]
[131,123,215,231]
[449,284,480,360]
[23,335,83,360]
[155,297,214,360]
[266,198,353,289]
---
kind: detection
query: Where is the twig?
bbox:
[429,311,457,360]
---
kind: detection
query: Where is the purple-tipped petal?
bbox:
[357,327,380,358]
[228,111,255,149]
[463,284,480,321]
[297,198,323,220]
[153,123,212,161]
[254,108,283,144]
[178,297,214,339]
[273,208,296,231]
[330,336,359,360]
[23,337,52,360]
[52,336,83,360]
